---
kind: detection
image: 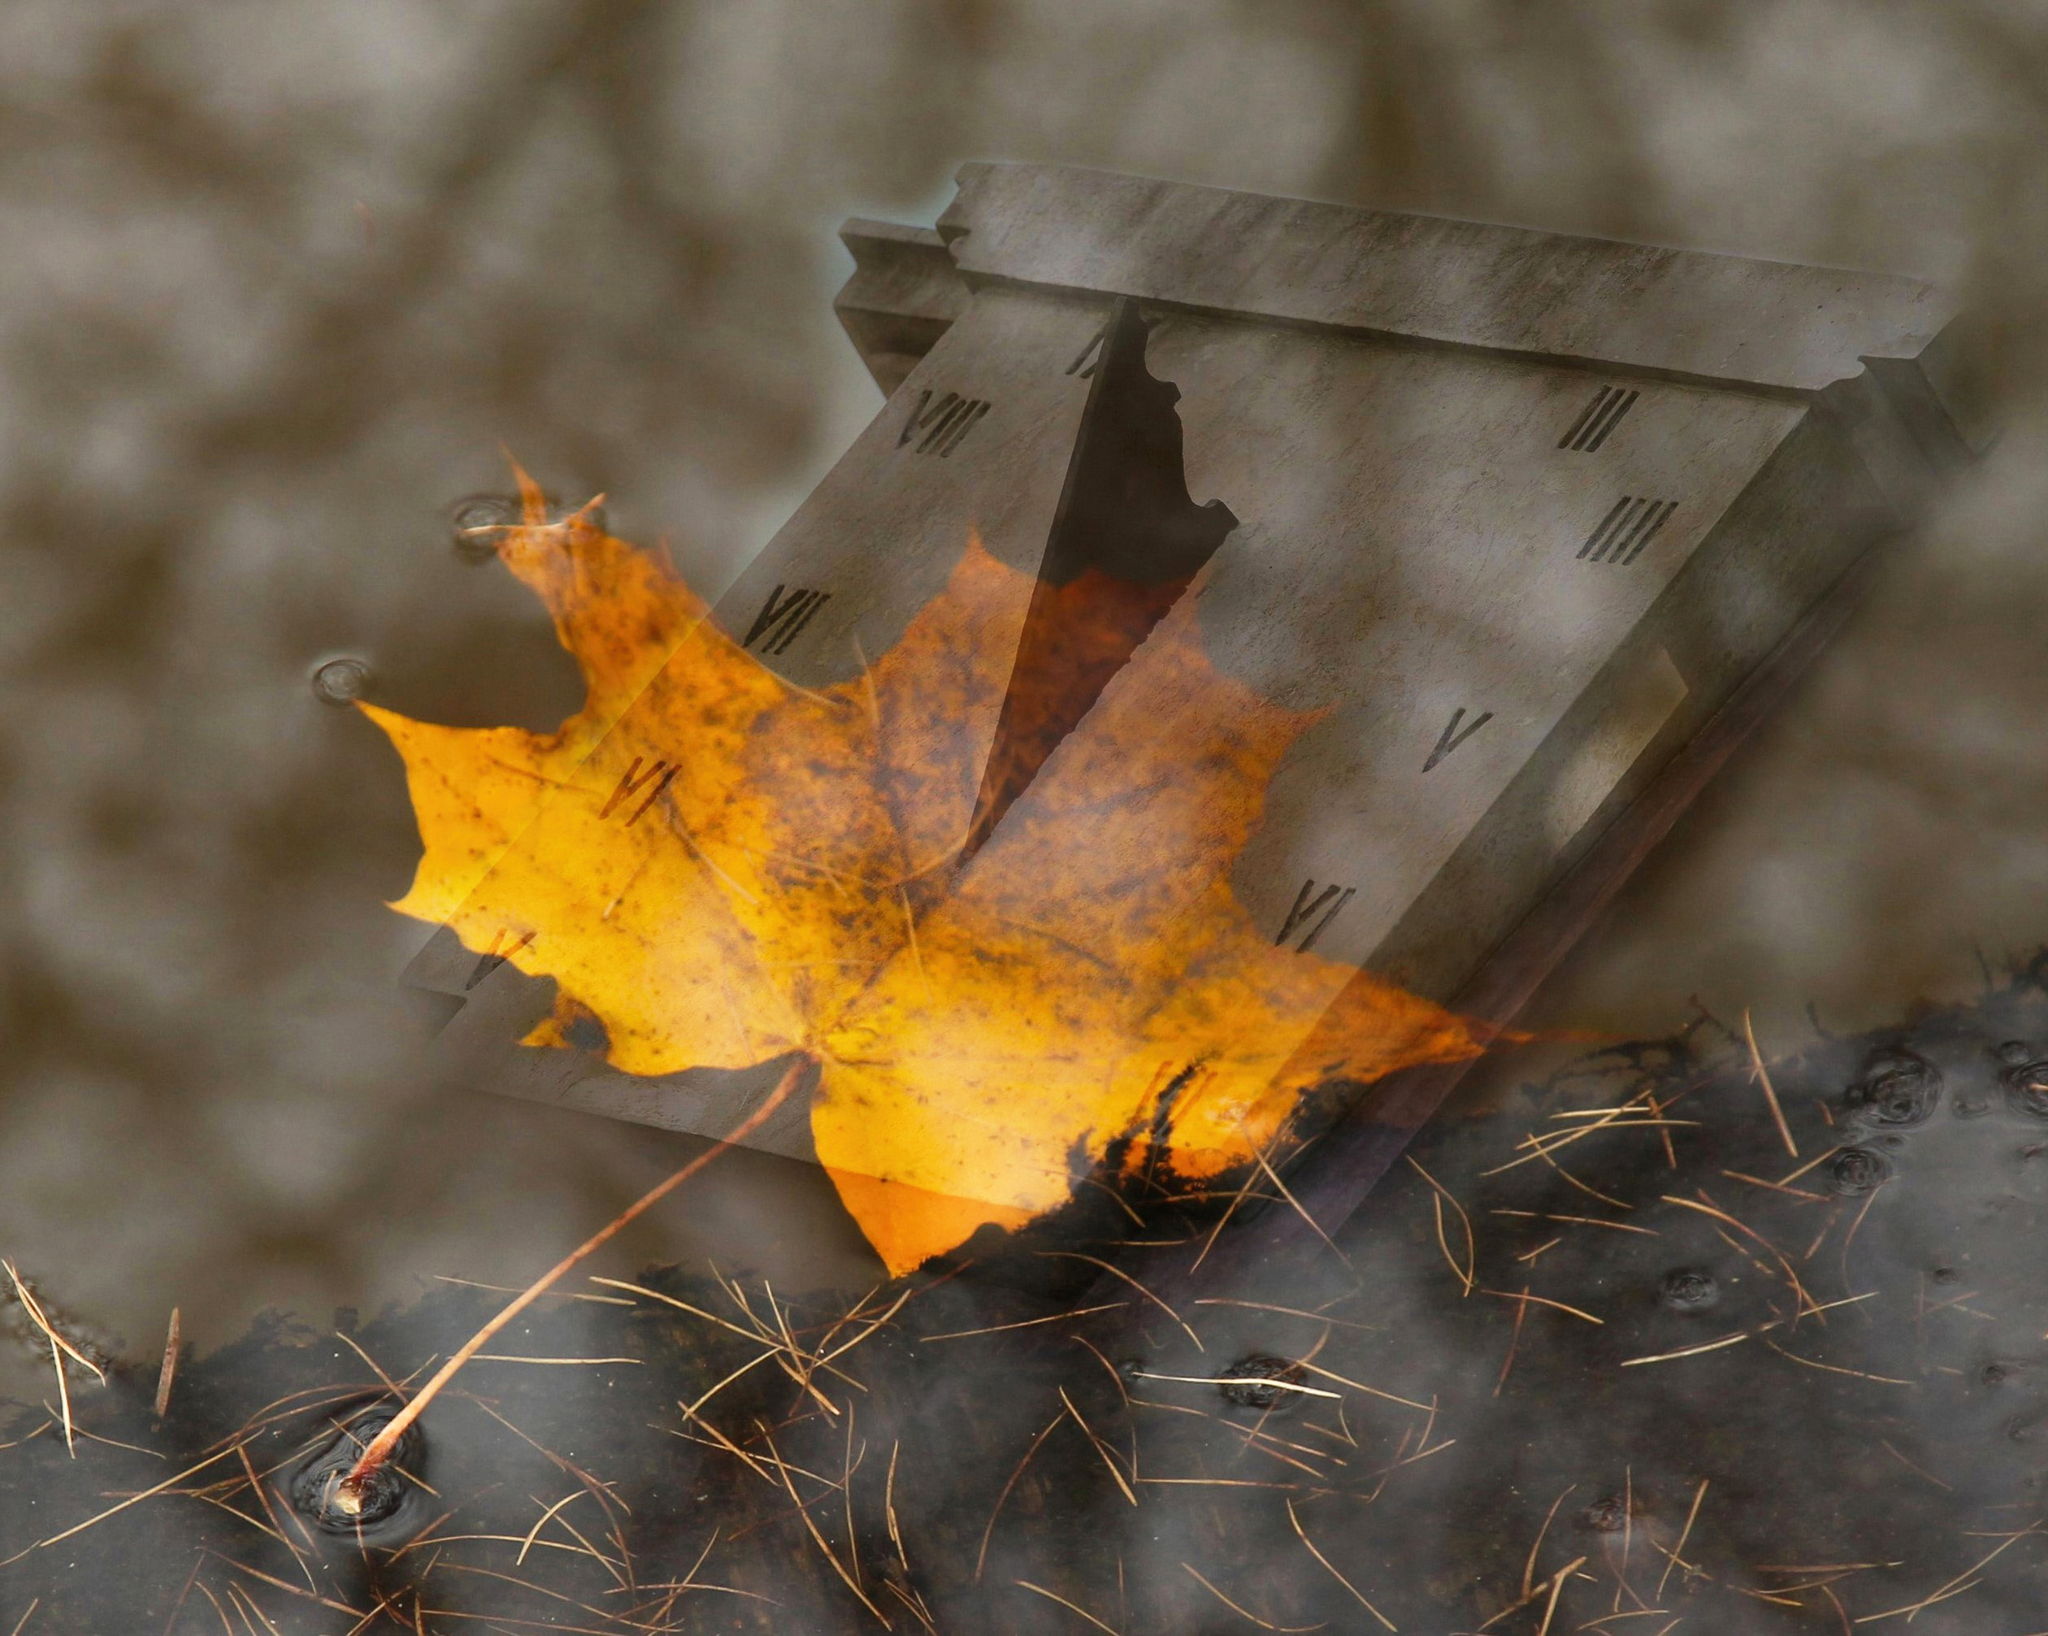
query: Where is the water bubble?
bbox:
[2002,1058,2048,1118]
[1828,1146,1894,1196]
[1216,1354,1307,1411]
[1846,1051,1941,1128]
[309,657,371,706]
[448,493,522,563]
[288,1403,423,1535]
[448,491,606,562]
[1580,1495,1628,1533]
[1658,1268,1719,1313]
[1998,1040,2036,1066]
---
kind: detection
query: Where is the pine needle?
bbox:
[154,1308,181,1420]
[1016,1580,1123,1634]
[1742,1009,1799,1158]
[336,1059,806,1512]
[3,1262,102,1457]
[1286,1500,1395,1630]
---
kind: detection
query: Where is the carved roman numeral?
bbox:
[1068,316,1174,380]
[1424,707,1493,771]
[1558,385,1639,452]
[1277,879,1354,952]
[898,389,990,457]
[465,928,536,990]
[1577,496,1679,565]
[743,584,830,654]
[598,756,677,826]
[1067,327,1105,379]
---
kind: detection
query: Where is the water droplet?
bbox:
[310,657,371,706]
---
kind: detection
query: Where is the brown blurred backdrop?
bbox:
[3,0,2048,1392]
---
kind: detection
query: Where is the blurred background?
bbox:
[3,0,2047,1394]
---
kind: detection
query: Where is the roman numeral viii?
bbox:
[899,389,990,457]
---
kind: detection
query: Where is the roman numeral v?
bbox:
[1424,707,1493,772]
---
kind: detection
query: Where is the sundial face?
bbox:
[404,163,1965,1178]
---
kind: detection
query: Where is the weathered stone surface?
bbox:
[415,165,1970,1183]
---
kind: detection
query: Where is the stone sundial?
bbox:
[404,162,1974,1243]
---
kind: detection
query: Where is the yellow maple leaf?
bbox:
[366,477,1490,1273]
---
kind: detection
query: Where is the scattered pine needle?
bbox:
[1722,1169,1826,1203]
[1535,1557,1587,1636]
[1291,1358,1433,1413]
[1407,1158,1475,1295]
[515,1491,589,1567]
[3,1261,102,1457]
[1287,1500,1395,1630]
[1742,1008,1799,1158]
[1619,1333,1749,1368]
[155,1308,181,1420]
[755,1423,893,1628]
[1037,1253,1202,1351]
[1876,1439,1951,1491]
[2,1446,240,1564]
[976,1412,1065,1581]
[1181,1562,1323,1631]
[1480,1288,1603,1325]
[1016,1580,1124,1634]
[1129,1371,1339,1401]
[1757,1335,1913,1386]
[1489,1211,1658,1237]
[885,1442,908,1575]
[433,1276,632,1307]
[1657,1480,1708,1599]
[1776,1145,1841,1187]
[1190,1298,1379,1330]
[1849,1521,2043,1624]
[1494,1290,1531,1399]
[920,1303,1127,1342]
[1058,1387,1139,1505]
[336,1059,807,1512]
[1523,1485,1577,1599]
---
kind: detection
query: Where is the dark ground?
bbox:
[9,970,2048,1632]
